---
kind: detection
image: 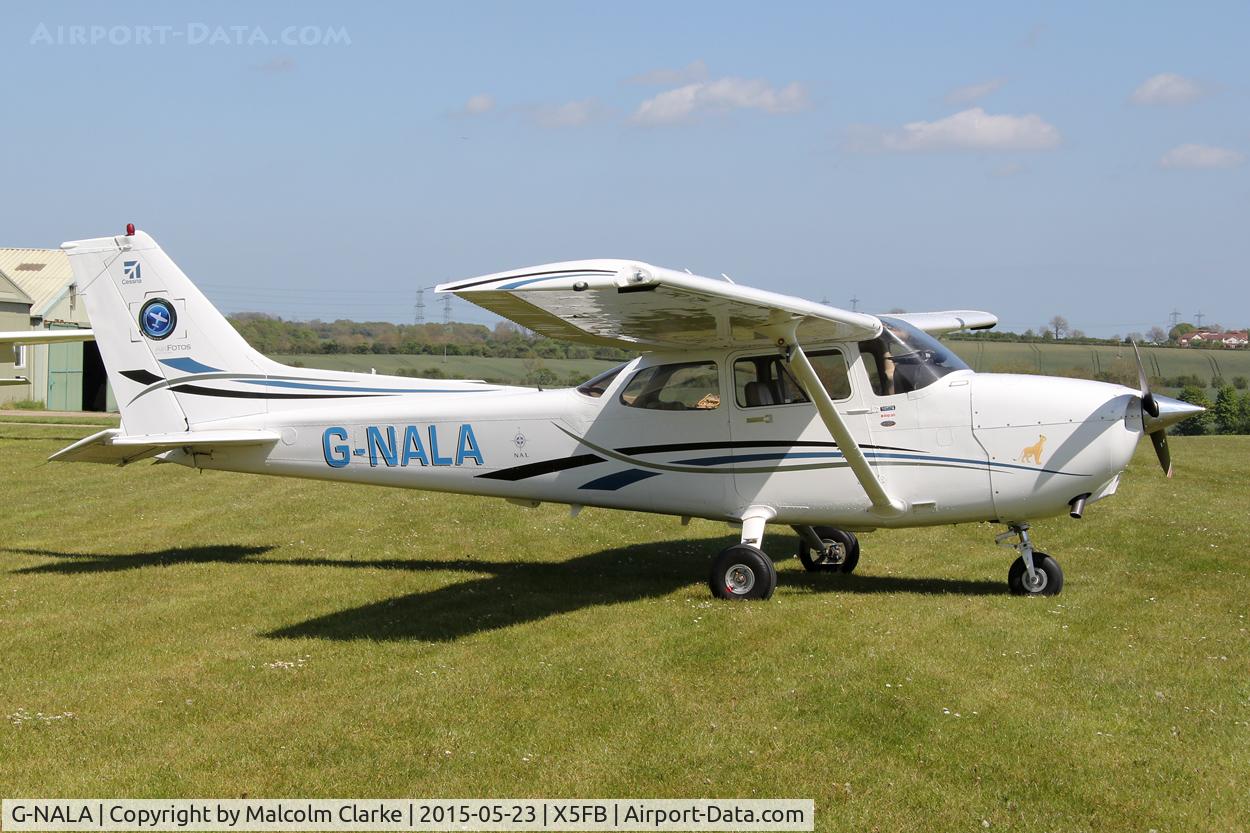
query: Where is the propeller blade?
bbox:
[1132,341,1198,476]
[1131,341,1159,418]
[1149,430,1172,478]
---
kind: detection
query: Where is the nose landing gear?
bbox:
[998,523,1063,596]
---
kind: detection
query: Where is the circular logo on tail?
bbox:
[139,298,177,340]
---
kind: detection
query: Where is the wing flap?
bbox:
[438,261,881,349]
[50,428,280,465]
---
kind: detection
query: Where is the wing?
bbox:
[887,311,996,335]
[437,261,881,349]
[0,329,94,345]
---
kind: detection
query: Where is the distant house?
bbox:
[0,247,113,411]
[1179,330,1249,349]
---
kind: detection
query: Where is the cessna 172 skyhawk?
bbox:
[5,227,1202,600]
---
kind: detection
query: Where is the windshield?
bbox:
[576,362,629,398]
[859,317,969,395]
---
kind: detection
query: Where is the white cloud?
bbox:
[631,77,808,126]
[849,107,1061,152]
[626,60,708,86]
[1158,143,1245,170]
[530,98,603,129]
[461,93,495,115]
[1131,73,1205,105]
[944,78,1006,106]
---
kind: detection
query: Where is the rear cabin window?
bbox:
[734,350,851,407]
[619,361,721,411]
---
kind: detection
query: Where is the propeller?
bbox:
[1130,341,1205,478]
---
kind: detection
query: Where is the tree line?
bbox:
[951,318,1246,348]
[1175,385,1250,436]
[227,313,630,362]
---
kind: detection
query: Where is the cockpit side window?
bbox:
[734,349,851,407]
[619,361,721,411]
[859,317,970,396]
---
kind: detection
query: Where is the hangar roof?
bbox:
[0,248,75,317]
[0,267,32,308]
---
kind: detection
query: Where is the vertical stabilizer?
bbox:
[64,230,270,431]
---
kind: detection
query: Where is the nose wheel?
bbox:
[1008,553,1063,595]
[998,523,1064,596]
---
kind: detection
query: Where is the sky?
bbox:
[2,1,1247,336]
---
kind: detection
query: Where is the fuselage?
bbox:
[170,342,1144,530]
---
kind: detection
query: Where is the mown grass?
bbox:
[0,415,119,427]
[1,425,1246,831]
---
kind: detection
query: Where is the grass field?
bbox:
[271,342,1250,394]
[1,424,1247,831]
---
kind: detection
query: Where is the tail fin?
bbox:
[64,229,276,432]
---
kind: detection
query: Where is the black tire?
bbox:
[709,544,777,601]
[797,527,860,574]
[1007,553,1063,596]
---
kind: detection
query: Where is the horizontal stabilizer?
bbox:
[0,329,94,345]
[50,428,280,465]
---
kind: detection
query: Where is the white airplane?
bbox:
[38,226,1201,600]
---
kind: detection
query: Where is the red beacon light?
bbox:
[125,223,135,236]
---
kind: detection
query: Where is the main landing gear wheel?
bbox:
[797,527,860,574]
[709,544,777,601]
[1008,553,1063,596]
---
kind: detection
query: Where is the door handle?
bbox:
[745,414,773,424]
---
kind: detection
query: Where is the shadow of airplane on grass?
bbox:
[8,544,273,574]
[7,537,1003,641]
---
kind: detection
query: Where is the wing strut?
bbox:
[781,334,907,517]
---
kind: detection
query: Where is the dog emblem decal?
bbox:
[1019,434,1047,465]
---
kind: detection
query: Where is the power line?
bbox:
[414,288,425,324]
[1195,310,1205,328]
[442,294,452,325]
[1169,309,1181,329]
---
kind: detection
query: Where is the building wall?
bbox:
[0,302,36,405]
